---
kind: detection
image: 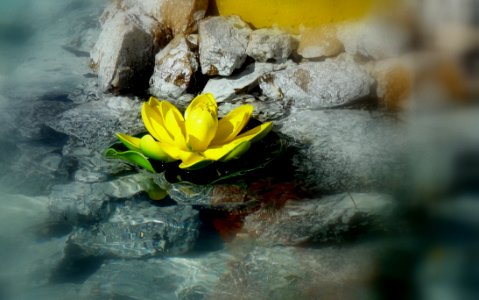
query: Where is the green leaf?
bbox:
[105,148,156,173]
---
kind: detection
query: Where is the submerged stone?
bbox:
[279,109,411,193]
[213,243,383,299]
[48,173,158,224]
[47,95,142,151]
[68,201,200,258]
[241,193,397,246]
[80,251,231,299]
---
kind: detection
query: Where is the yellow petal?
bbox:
[232,121,273,144]
[141,97,175,144]
[116,133,141,151]
[178,153,213,170]
[211,104,253,145]
[184,93,217,120]
[203,140,251,161]
[185,109,218,152]
[159,101,188,150]
[185,94,219,152]
[139,135,176,162]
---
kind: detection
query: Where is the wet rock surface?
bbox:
[68,201,200,258]
[279,109,411,193]
[47,95,143,151]
[241,193,397,246]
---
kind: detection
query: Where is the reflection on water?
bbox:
[0,0,478,299]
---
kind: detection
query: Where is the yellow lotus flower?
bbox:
[116,93,272,170]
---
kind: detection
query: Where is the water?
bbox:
[1,0,479,299]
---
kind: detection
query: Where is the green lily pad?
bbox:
[104,148,156,173]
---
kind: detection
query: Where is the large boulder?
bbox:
[90,12,159,92]
[198,16,252,76]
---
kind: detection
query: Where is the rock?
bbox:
[246,28,295,62]
[161,0,209,35]
[90,12,158,92]
[369,58,413,111]
[149,35,199,98]
[298,26,343,59]
[337,19,410,60]
[198,16,252,76]
[112,0,208,35]
[213,244,382,299]
[47,96,142,151]
[202,62,289,102]
[218,96,288,122]
[260,55,374,109]
[279,109,411,193]
[80,252,231,299]
[48,173,158,224]
[241,193,396,246]
[68,201,200,257]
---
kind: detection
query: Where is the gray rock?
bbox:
[213,244,382,300]
[153,174,253,210]
[80,252,231,299]
[241,193,396,246]
[246,28,295,62]
[298,25,343,59]
[109,0,208,35]
[0,142,68,195]
[90,11,158,92]
[68,201,200,257]
[149,35,199,99]
[260,55,374,109]
[49,173,158,223]
[218,95,288,122]
[198,16,252,76]
[337,20,409,60]
[202,62,289,102]
[47,96,143,151]
[279,109,411,193]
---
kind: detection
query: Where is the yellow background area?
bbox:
[214,0,385,32]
